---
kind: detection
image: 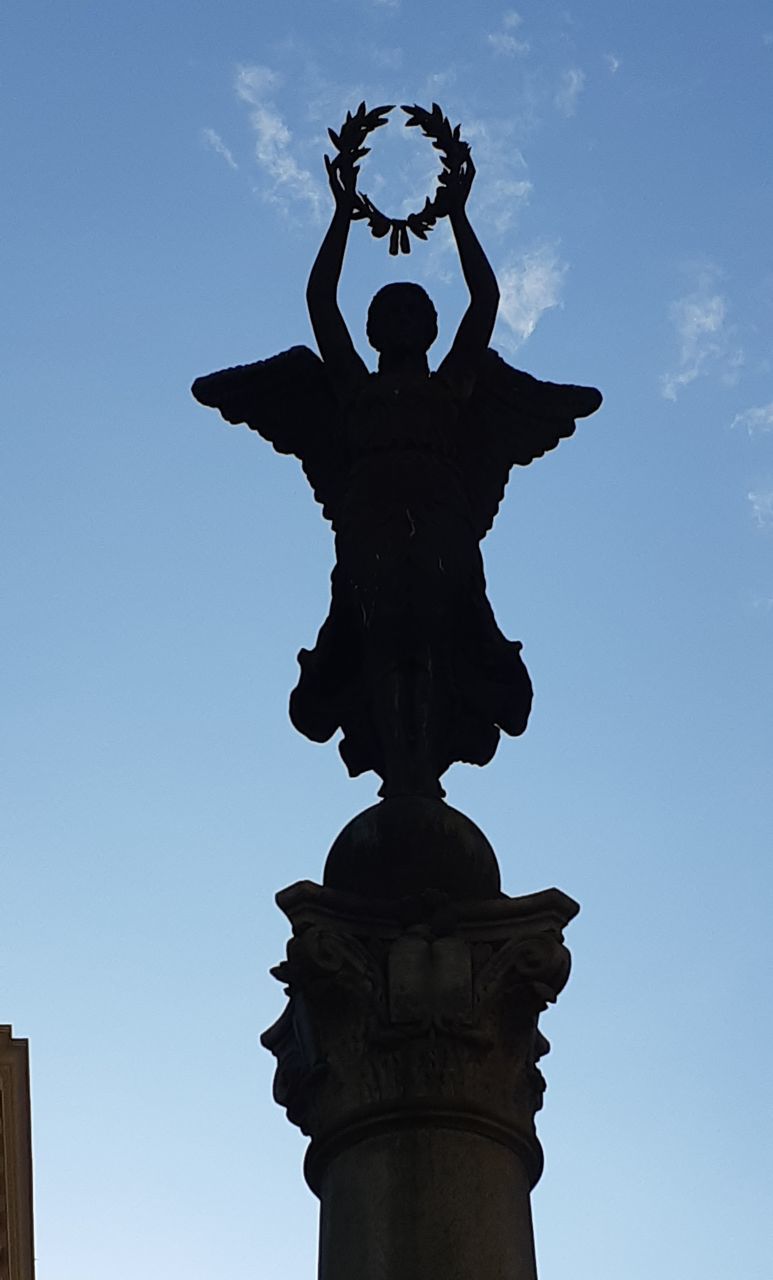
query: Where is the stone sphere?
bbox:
[323,796,501,901]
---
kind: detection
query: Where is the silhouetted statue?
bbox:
[193,104,602,800]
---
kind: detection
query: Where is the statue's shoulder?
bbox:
[429,367,470,401]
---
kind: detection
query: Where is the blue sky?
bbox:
[3,2,773,1276]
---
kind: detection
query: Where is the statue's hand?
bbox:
[324,153,358,217]
[442,151,475,218]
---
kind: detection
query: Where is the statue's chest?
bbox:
[349,376,460,455]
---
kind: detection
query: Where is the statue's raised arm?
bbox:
[306,111,391,381]
[439,153,500,380]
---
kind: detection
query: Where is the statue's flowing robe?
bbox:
[290,367,532,780]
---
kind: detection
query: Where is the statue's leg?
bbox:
[372,658,414,799]
[408,644,445,798]
[372,651,444,801]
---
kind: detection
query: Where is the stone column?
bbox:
[262,802,577,1280]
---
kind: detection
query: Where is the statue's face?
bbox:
[367,284,438,354]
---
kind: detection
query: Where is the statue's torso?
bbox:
[350,371,459,452]
[339,371,472,537]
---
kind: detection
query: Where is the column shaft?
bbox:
[319,1128,537,1280]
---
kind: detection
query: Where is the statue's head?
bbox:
[366,283,438,355]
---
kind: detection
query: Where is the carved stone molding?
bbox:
[262,881,577,1197]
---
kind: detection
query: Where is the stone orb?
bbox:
[323,796,501,901]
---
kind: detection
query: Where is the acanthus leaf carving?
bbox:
[261,881,576,1189]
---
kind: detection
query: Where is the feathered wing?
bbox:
[460,349,603,538]
[191,345,347,525]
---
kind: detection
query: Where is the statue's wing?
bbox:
[461,349,603,538]
[191,345,346,524]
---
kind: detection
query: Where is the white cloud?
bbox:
[201,127,238,170]
[228,62,534,247]
[605,53,621,74]
[722,347,745,385]
[371,46,403,69]
[488,32,530,56]
[731,402,773,435]
[488,10,528,56]
[458,116,532,236]
[497,244,566,347]
[748,490,773,528]
[234,64,322,219]
[235,64,281,104]
[661,283,729,399]
[421,68,458,95]
[555,68,586,116]
[474,177,533,235]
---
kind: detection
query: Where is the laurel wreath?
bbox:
[327,102,471,256]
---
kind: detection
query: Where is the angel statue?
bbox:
[192,104,602,803]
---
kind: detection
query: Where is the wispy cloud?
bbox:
[474,175,533,235]
[604,53,621,74]
[731,402,773,435]
[371,45,403,69]
[235,64,322,219]
[222,58,547,281]
[201,128,238,170]
[420,68,458,96]
[748,489,773,528]
[456,116,532,235]
[661,291,726,399]
[465,170,532,238]
[496,244,566,348]
[555,68,586,116]
[487,9,529,56]
[236,65,281,103]
[488,31,530,56]
[660,267,743,399]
